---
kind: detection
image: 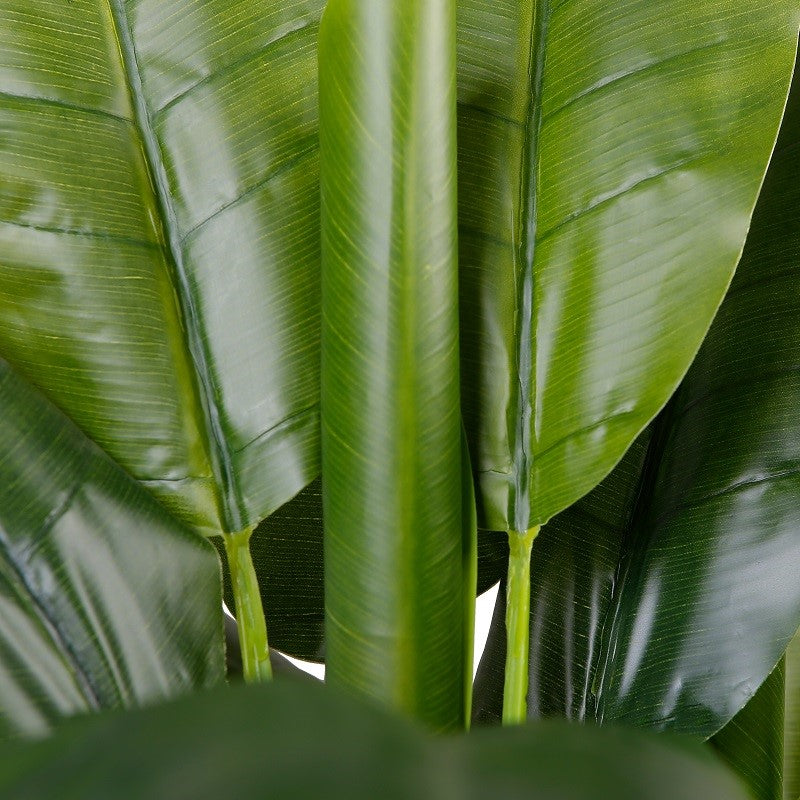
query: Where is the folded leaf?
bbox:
[473,57,800,737]
[320,0,467,729]
[0,681,753,800]
[0,360,224,739]
[457,0,800,531]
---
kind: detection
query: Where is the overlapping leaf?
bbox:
[0,360,224,739]
[457,0,800,532]
[711,661,785,800]
[0,681,753,800]
[473,60,800,737]
[216,480,506,664]
[0,0,326,536]
[785,631,800,799]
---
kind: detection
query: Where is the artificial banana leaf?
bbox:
[0,0,325,537]
[473,58,800,737]
[217,482,505,664]
[711,661,785,800]
[0,681,754,800]
[216,482,325,662]
[320,0,467,729]
[786,631,800,800]
[0,360,224,738]
[457,0,800,532]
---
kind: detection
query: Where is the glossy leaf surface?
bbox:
[474,61,800,737]
[711,661,785,800]
[0,360,224,739]
[320,0,467,729]
[457,0,800,531]
[0,681,752,800]
[217,482,505,664]
[0,0,326,536]
[216,481,325,662]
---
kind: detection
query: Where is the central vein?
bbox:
[512,0,550,532]
[106,0,243,533]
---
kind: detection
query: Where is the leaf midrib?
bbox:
[105,0,241,533]
[511,0,549,533]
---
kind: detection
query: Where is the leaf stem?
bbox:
[502,526,540,724]
[223,529,272,682]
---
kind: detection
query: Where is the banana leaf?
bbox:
[0,0,325,536]
[473,57,800,737]
[786,631,800,800]
[0,0,329,683]
[320,0,470,730]
[216,480,507,664]
[711,661,785,800]
[0,681,754,800]
[457,0,800,533]
[0,359,224,738]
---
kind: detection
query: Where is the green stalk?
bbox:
[223,529,272,682]
[502,526,540,725]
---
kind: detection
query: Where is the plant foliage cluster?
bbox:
[0,1,799,797]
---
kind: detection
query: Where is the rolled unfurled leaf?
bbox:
[320,0,468,730]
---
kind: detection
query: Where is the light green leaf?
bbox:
[0,360,224,739]
[457,0,800,532]
[0,0,326,536]
[320,0,468,730]
[473,58,800,737]
[0,681,754,800]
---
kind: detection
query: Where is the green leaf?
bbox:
[711,661,785,800]
[320,0,467,729]
[0,681,754,800]
[215,481,326,663]
[0,0,326,537]
[457,0,800,532]
[785,630,800,800]
[473,57,800,737]
[0,359,224,739]
[214,487,503,665]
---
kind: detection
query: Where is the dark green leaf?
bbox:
[711,661,785,800]
[0,681,753,800]
[0,360,224,738]
[474,57,800,737]
[785,631,800,799]
[457,0,800,532]
[320,0,468,729]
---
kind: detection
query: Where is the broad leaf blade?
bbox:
[457,0,800,531]
[0,0,325,535]
[0,681,753,800]
[320,0,467,729]
[0,360,224,738]
[474,57,800,737]
[711,661,785,800]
